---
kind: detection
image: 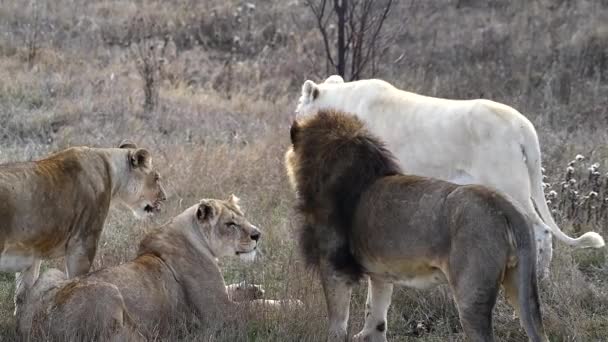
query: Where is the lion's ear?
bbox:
[301,80,320,102]
[118,140,137,149]
[290,120,300,146]
[228,194,240,206]
[197,201,216,223]
[130,148,151,169]
[324,75,344,84]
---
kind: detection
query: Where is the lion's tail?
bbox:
[502,198,548,342]
[521,125,605,248]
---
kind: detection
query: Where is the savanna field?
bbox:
[1,0,608,341]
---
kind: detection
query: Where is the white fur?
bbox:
[296,76,605,277]
[324,75,344,84]
[354,278,393,342]
[238,250,257,262]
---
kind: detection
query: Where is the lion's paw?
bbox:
[226,282,266,302]
[252,298,304,308]
[353,328,387,342]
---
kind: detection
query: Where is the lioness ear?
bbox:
[290,120,300,146]
[118,140,137,149]
[130,148,151,169]
[228,194,240,206]
[302,80,320,102]
[197,202,216,223]
[324,75,344,84]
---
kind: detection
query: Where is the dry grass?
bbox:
[0,0,607,341]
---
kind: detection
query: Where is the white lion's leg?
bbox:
[533,222,553,280]
[353,277,393,342]
[363,276,372,318]
[320,265,352,342]
[14,259,41,316]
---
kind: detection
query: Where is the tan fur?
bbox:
[286,110,548,342]
[16,197,300,339]
[21,269,144,342]
[0,142,166,313]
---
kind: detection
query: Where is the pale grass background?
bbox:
[0,0,607,341]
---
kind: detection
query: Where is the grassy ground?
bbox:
[1,0,608,341]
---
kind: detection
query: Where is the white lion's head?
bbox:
[295,75,344,117]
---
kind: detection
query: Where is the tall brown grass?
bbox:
[1,0,607,341]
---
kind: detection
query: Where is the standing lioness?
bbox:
[285,110,548,342]
[0,141,167,310]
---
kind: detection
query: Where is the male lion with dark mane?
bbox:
[0,141,166,313]
[285,110,548,342]
[16,196,301,340]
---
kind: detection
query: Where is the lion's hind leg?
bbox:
[50,280,143,341]
[450,272,501,342]
[502,266,521,320]
[448,245,507,342]
[353,277,393,342]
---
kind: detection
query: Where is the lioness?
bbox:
[0,141,166,311]
[16,196,300,340]
[285,110,548,342]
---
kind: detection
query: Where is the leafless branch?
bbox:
[305,0,394,80]
[305,0,337,69]
[353,0,393,80]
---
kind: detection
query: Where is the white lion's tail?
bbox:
[522,124,605,248]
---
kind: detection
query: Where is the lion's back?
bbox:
[21,273,143,341]
[0,147,110,247]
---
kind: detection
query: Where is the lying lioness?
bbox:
[16,195,300,340]
[0,141,166,312]
[285,110,548,342]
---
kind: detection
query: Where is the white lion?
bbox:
[295,75,605,278]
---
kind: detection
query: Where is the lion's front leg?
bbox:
[65,233,100,278]
[13,259,41,316]
[353,277,393,342]
[320,263,353,342]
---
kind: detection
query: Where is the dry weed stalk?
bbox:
[24,0,43,69]
[544,154,608,235]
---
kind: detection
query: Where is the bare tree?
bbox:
[305,0,393,80]
[128,17,172,113]
[24,0,43,69]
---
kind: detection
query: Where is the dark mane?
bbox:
[287,110,402,281]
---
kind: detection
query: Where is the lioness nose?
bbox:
[250,230,261,242]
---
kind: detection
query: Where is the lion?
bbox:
[295,76,605,278]
[16,195,301,340]
[285,110,548,342]
[0,141,167,312]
